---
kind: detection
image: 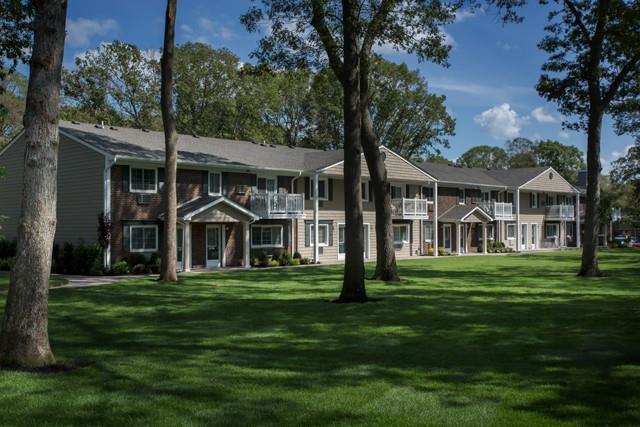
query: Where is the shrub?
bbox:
[438,246,446,256]
[0,239,16,259]
[293,251,302,259]
[61,242,75,274]
[291,258,301,266]
[427,247,435,256]
[112,260,130,275]
[270,259,280,267]
[127,252,148,267]
[279,251,293,266]
[131,264,148,275]
[300,257,312,265]
[0,257,13,271]
[89,256,105,276]
[257,251,269,267]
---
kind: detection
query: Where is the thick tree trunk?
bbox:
[0,0,67,368]
[336,0,367,303]
[159,0,178,282]
[578,106,604,277]
[359,58,399,282]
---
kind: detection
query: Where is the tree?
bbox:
[159,0,178,283]
[0,70,27,146]
[536,0,640,276]
[0,0,32,81]
[0,0,67,368]
[505,137,537,168]
[533,139,585,182]
[611,139,640,226]
[424,153,452,164]
[457,145,509,169]
[63,41,161,129]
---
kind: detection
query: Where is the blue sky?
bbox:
[60,0,634,171]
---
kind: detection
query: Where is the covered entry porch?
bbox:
[438,205,494,255]
[163,196,259,271]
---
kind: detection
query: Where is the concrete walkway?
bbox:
[51,274,152,290]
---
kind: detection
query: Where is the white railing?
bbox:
[545,205,575,220]
[391,198,429,219]
[480,202,514,220]
[250,193,305,218]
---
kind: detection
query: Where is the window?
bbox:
[393,224,409,244]
[391,184,403,199]
[545,224,559,238]
[530,192,539,208]
[130,225,158,252]
[507,223,516,240]
[310,223,329,246]
[422,186,434,201]
[546,193,555,206]
[311,179,328,200]
[506,192,514,204]
[209,172,221,195]
[361,181,369,202]
[458,188,466,205]
[257,177,276,193]
[251,225,283,248]
[423,222,433,242]
[338,224,369,258]
[130,168,157,193]
[477,224,494,241]
[482,191,490,203]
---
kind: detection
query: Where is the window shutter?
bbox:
[328,179,334,201]
[304,222,310,247]
[406,184,411,199]
[222,172,229,196]
[369,183,374,202]
[283,224,290,250]
[158,168,165,192]
[328,222,334,246]
[122,166,130,192]
[251,175,257,192]
[157,224,164,252]
[409,224,413,243]
[202,171,209,195]
[304,177,310,200]
[123,224,130,253]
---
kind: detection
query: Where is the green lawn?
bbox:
[0,273,67,291]
[1,250,639,426]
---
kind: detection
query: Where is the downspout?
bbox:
[103,155,117,269]
[290,171,303,255]
[313,172,319,263]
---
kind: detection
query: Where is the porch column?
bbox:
[433,182,438,256]
[483,223,488,254]
[184,220,192,272]
[576,193,581,248]
[457,223,462,256]
[244,221,251,268]
[313,172,320,263]
[516,189,521,252]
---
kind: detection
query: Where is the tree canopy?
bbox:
[457,145,509,169]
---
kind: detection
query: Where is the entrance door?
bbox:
[206,225,221,268]
[531,224,538,250]
[443,224,452,252]
[460,224,467,254]
[177,225,184,270]
[521,223,528,250]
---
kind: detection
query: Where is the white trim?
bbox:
[250,224,284,248]
[130,167,158,194]
[545,223,559,238]
[310,223,329,247]
[520,222,528,250]
[506,223,516,240]
[0,130,25,158]
[518,166,581,194]
[182,197,260,221]
[206,224,222,268]
[256,175,277,194]
[130,225,159,252]
[392,224,410,244]
[531,223,538,249]
[458,188,466,205]
[103,157,114,268]
[443,223,452,252]
[337,222,370,260]
[208,171,222,196]
[460,206,493,222]
[432,179,507,189]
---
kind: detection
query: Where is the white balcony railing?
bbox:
[250,193,305,219]
[479,202,514,220]
[391,198,429,219]
[545,204,575,220]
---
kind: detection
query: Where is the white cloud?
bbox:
[558,130,570,139]
[474,103,528,140]
[531,106,559,124]
[497,41,516,51]
[454,9,479,22]
[180,17,236,44]
[66,18,118,47]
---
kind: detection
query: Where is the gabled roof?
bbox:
[484,166,550,187]
[159,196,259,221]
[438,204,493,223]
[416,162,506,187]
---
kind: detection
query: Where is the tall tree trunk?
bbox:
[336,0,367,303]
[578,105,604,277]
[360,57,399,282]
[159,0,178,282]
[0,0,67,368]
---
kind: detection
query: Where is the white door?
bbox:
[521,224,528,250]
[206,225,221,268]
[177,225,184,270]
[460,224,467,254]
[443,224,452,252]
[531,224,538,250]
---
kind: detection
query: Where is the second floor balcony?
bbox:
[250,193,305,219]
[546,204,575,220]
[480,202,514,220]
[391,198,430,219]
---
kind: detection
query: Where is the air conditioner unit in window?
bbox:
[137,194,152,205]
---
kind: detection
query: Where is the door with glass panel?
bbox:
[443,224,452,252]
[531,223,538,250]
[521,223,528,250]
[176,225,184,270]
[338,224,369,260]
[206,225,221,268]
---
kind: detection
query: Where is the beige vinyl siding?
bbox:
[0,133,105,244]
[521,169,576,193]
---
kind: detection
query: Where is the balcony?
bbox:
[250,193,305,219]
[545,205,575,220]
[479,202,514,220]
[391,198,430,219]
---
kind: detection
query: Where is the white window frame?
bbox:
[458,188,466,205]
[482,191,490,203]
[251,225,283,248]
[208,171,222,196]
[310,223,329,247]
[421,186,434,201]
[361,181,370,202]
[391,183,404,200]
[130,167,157,194]
[423,222,434,242]
[130,225,158,252]
[477,223,494,241]
[507,223,516,240]
[506,192,515,204]
[257,175,277,194]
[531,192,539,208]
[311,178,328,201]
[545,223,559,238]
[338,223,370,260]
[393,224,410,244]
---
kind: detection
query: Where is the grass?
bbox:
[0,272,67,291]
[1,250,639,426]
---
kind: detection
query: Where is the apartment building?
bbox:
[0,121,583,270]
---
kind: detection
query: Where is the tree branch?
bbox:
[564,0,591,43]
[603,53,640,105]
[362,0,396,56]
[310,0,344,83]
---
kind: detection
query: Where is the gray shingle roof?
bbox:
[484,166,550,187]
[416,162,507,187]
[60,121,342,173]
